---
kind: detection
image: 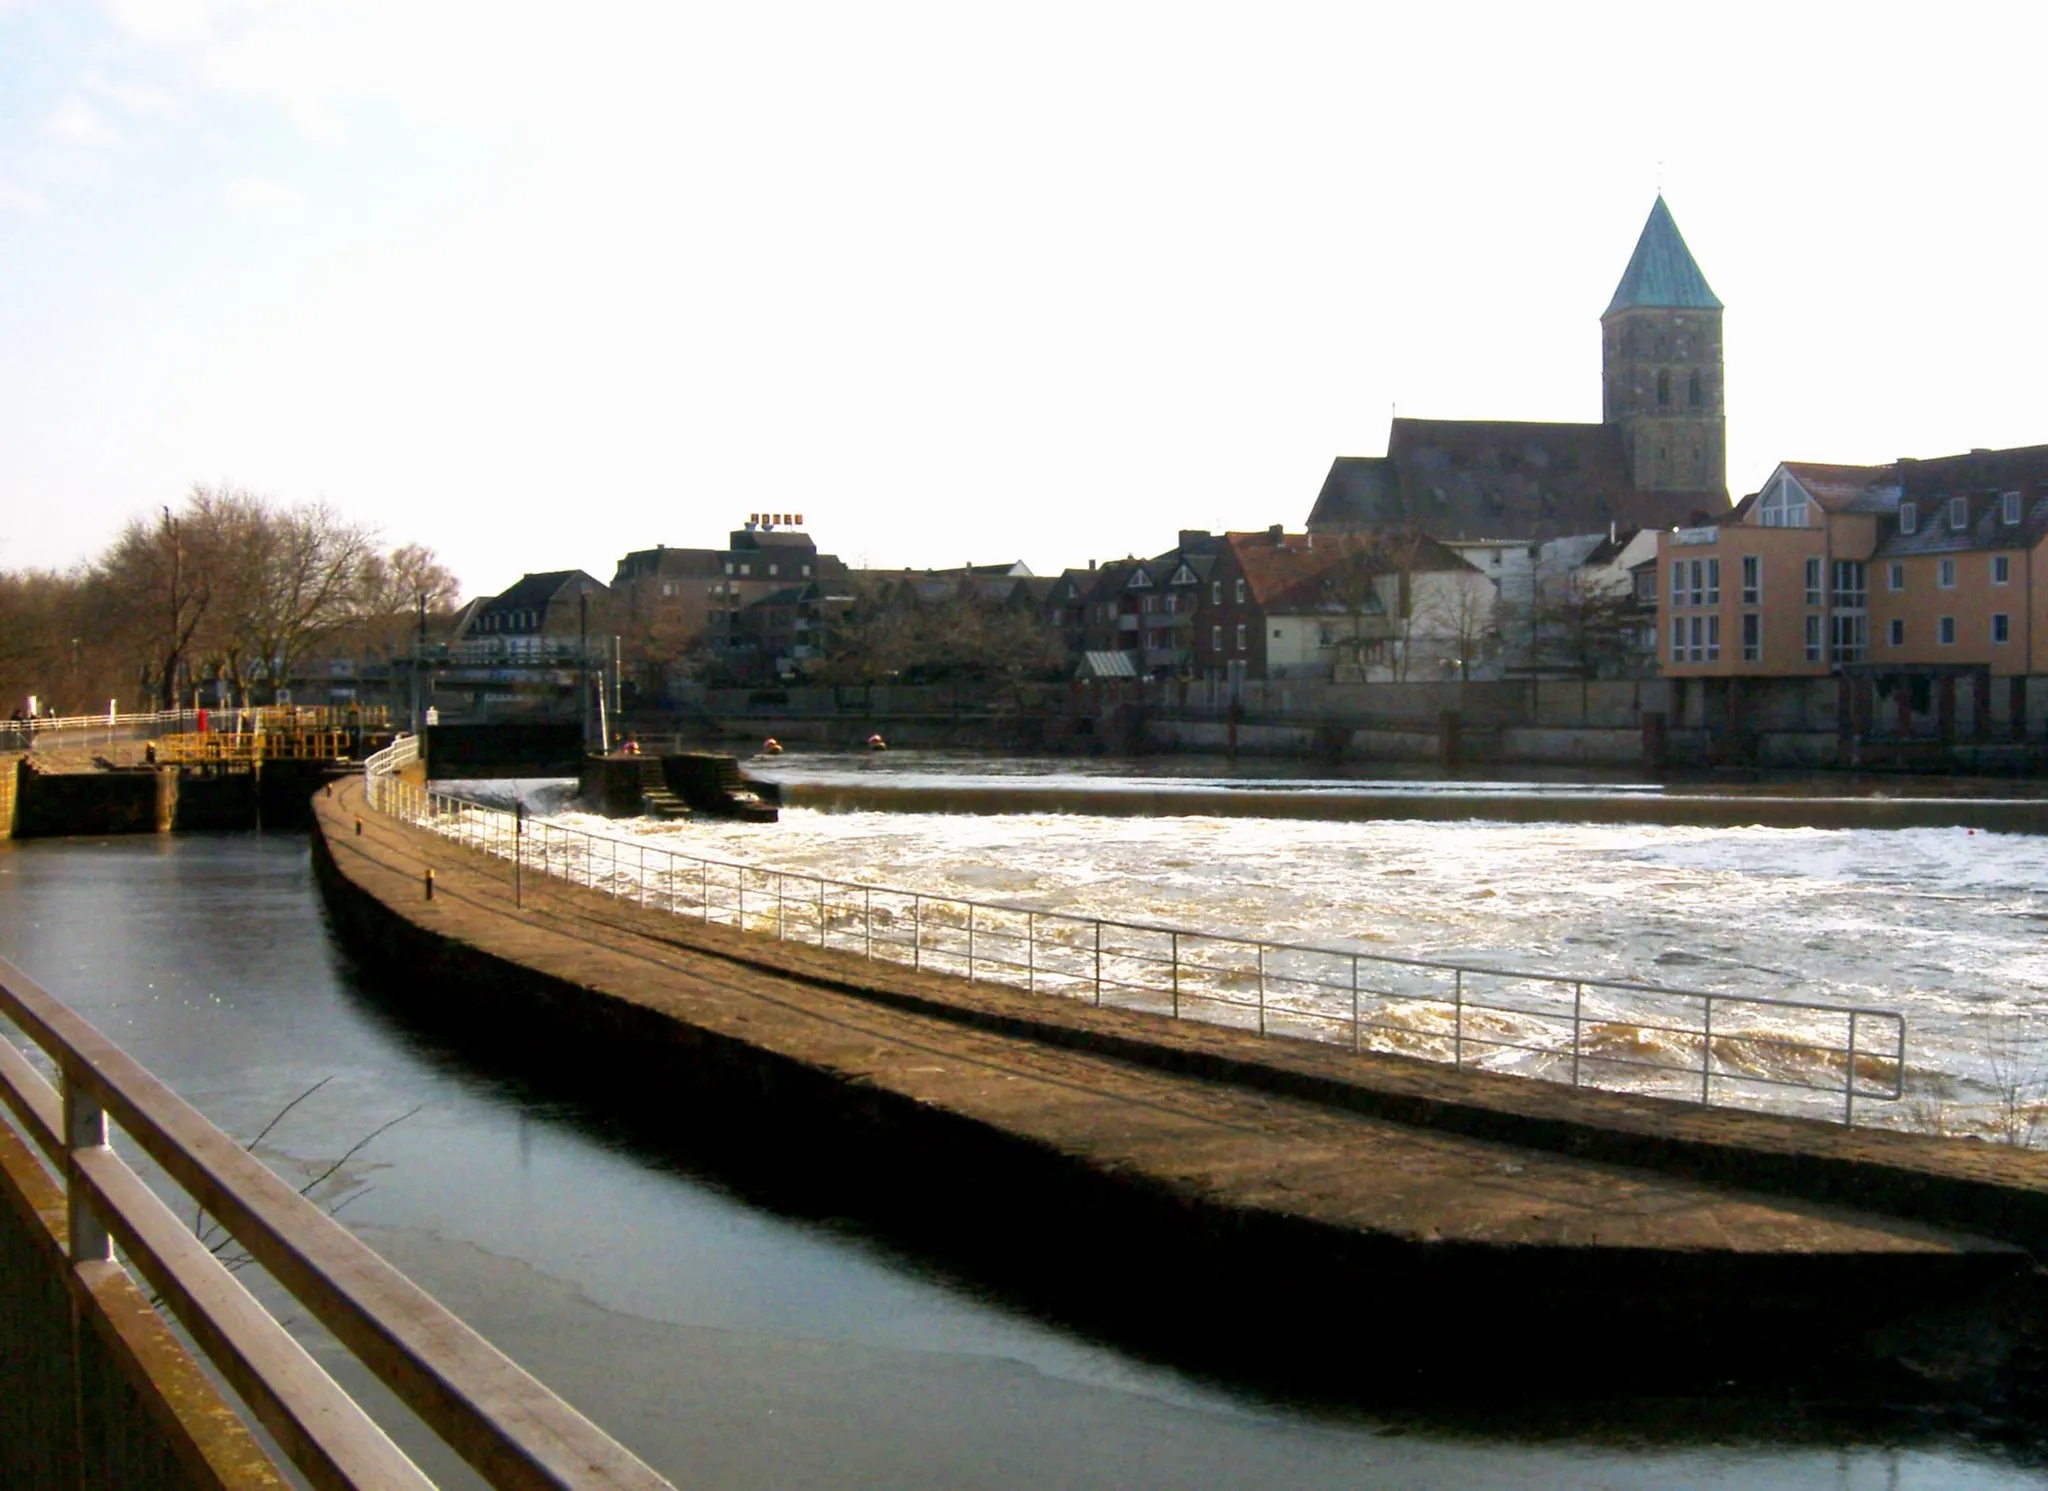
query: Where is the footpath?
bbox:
[312,776,2048,1396]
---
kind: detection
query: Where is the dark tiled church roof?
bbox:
[1604,196,1721,316]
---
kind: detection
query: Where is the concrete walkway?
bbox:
[313,776,2048,1390]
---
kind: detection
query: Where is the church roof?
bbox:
[1604,197,1721,317]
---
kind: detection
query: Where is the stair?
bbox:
[636,757,691,820]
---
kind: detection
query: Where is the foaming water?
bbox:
[524,771,2048,1134]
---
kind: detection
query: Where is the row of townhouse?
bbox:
[1652,443,2048,731]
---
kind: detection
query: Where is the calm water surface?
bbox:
[0,830,2042,1488]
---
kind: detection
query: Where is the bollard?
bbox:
[424,868,435,901]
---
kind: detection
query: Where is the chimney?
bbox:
[1268,523,1284,546]
[1088,558,1096,570]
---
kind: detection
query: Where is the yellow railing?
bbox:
[193,705,389,731]
[152,729,358,766]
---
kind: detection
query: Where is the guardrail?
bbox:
[364,772,1906,1125]
[0,952,672,1489]
[154,729,361,767]
[364,732,420,778]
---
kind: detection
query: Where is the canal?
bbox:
[1,826,2043,1489]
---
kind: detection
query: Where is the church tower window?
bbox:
[1656,370,1670,407]
[1688,371,1702,407]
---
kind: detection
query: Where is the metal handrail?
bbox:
[0,952,672,1490]
[370,776,1906,1124]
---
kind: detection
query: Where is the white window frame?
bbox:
[1211,581,1221,605]
[1949,496,1969,532]
[1888,562,1904,592]
[1804,614,1822,663]
[1898,501,1917,535]
[1211,625,1222,651]
[1670,618,1685,663]
[1993,554,2011,585]
[1705,614,1720,663]
[1234,623,1246,652]
[1740,555,1760,605]
[1804,557,1822,606]
[1938,557,1956,589]
[1741,612,1760,662]
[1758,475,1810,528]
[2003,491,2022,525]
[1993,613,2011,645]
[1234,578,1246,604]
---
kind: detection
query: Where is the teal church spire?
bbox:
[1605,196,1721,317]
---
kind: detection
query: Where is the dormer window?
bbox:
[1949,497,1969,532]
[1129,570,1152,588]
[2003,491,2022,525]
[1898,502,1917,535]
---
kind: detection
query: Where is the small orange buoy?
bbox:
[866,733,887,751]
[761,738,783,755]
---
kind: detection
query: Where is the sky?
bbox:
[3,3,2045,600]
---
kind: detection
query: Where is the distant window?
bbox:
[1888,618,1904,647]
[1898,502,1917,535]
[1706,615,1720,662]
[1804,614,1821,662]
[1234,623,1246,652]
[1129,570,1152,588]
[1670,618,1685,663]
[1803,557,1822,605]
[1762,478,1811,529]
[1993,613,2011,644]
[1211,581,1221,605]
[1832,561,1867,609]
[1741,612,1760,662]
[1211,625,1222,651]
[1950,497,1969,532]
[1939,558,1956,589]
[1993,555,2010,585]
[1234,578,1246,604]
[2003,491,2022,525]
[1939,615,1956,646]
[768,563,778,576]
[1688,370,1702,407]
[1656,369,1671,407]
[1670,562,1684,606]
[1888,562,1904,591]
[1741,555,1759,605]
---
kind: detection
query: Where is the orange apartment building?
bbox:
[1654,444,2048,738]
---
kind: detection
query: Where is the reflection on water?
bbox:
[0,832,2042,1488]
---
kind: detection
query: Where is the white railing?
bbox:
[369,779,1907,1125]
[363,732,419,779]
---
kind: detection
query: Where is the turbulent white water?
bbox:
[444,765,2048,1137]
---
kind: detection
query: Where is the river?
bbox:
[0,824,2042,1488]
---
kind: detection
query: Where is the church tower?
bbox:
[1601,197,1725,495]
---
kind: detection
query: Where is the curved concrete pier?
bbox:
[772,779,2048,831]
[311,778,2048,1398]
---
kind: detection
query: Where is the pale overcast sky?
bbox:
[3,2,2044,597]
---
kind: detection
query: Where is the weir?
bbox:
[309,757,2048,1402]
